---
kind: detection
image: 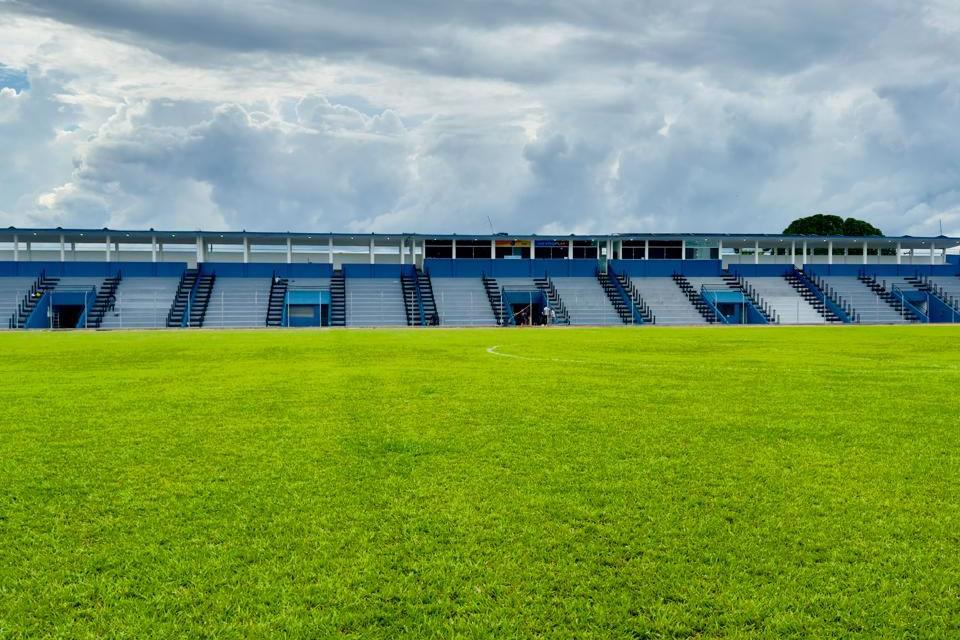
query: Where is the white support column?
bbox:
[286,237,293,264]
[26,241,31,261]
[410,238,416,264]
[802,241,808,267]
[71,242,76,261]
[369,237,376,264]
[491,239,496,259]
[151,235,158,263]
[451,238,457,260]
[115,241,120,259]
[910,248,915,264]
[681,239,686,260]
[790,241,796,268]
[718,240,724,266]
[105,235,112,262]
[754,240,759,265]
[328,236,334,265]
[12,234,17,262]
[862,240,868,265]
[828,240,833,265]
[644,239,649,260]
[896,241,901,265]
[158,242,164,262]
[567,240,573,260]
[399,238,405,265]
[931,242,937,265]
[196,235,204,265]
[242,237,250,264]
[59,234,65,262]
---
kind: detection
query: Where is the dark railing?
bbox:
[800,270,857,323]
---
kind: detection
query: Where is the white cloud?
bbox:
[1,1,960,235]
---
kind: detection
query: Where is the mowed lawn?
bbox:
[1,326,960,638]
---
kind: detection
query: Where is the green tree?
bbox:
[783,214,883,236]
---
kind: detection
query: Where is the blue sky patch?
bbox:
[0,64,29,93]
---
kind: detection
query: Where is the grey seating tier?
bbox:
[0,277,36,328]
[550,277,621,325]
[630,277,706,325]
[742,276,824,324]
[345,278,407,326]
[876,276,938,318]
[100,277,180,329]
[820,276,911,324]
[288,278,331,289]
[685,277,732,293]
[497,277,538,289]
[55,277,103,291]
[202,277,272,328]
[431,278,495,326]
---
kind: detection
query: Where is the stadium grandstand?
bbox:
[2,227,959,329]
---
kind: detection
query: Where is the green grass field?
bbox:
[2,326,959,638]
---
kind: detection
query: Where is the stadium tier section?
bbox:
[2,228,959,328]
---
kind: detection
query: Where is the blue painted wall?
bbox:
[287,290,330,304]
[727,264,794,277]
[7,259,954,281]
[424,258,722,278]
[611,259,722,277]
[426,258,601,278]
[0,261,186,278]
[427,258,737,278]
[24,292,50,328]
[285,290,330,327]
[803,264,960,277]
[928,294,960,323]
[342,264,415,278]
[198,262,334,278]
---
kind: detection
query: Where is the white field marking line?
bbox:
[485,345,591,364]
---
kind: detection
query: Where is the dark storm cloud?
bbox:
[4,0,925,81]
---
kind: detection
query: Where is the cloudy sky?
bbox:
[1,1,959,236]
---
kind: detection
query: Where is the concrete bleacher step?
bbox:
[628,277,707,325]
[820,276,914,324]
[101,277,181,329]
[743,275,825,324]
[551,277,621,325]
[0,276,41,329]
[203,277,271,328]
[345,277,407,327]
[432,278,496,326]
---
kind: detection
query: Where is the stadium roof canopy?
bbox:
[2,227,958,250]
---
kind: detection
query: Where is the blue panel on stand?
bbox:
[609,260,722,277]
[0,261,186,278]
[287,290,330,305]
[803,264,960,277]
[342,264,414,278]
[727,264,794,277]
[198,262,334,278]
